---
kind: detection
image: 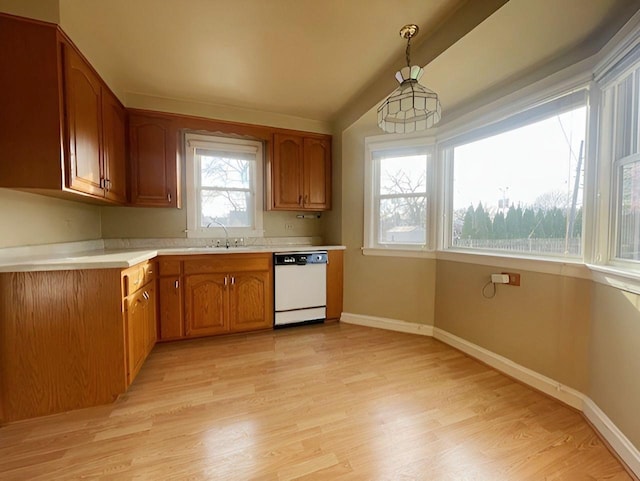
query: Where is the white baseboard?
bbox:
[432,328,584,410]
[339,315,640,478]
[583,397,640,476]
[340,312,434,336]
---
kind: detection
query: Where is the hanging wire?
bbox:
[482,280,497,299]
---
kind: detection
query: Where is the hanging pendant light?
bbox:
[377,24,441,134]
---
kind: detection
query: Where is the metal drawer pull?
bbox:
[174,280,179,289]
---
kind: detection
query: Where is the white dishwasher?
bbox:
[274,251,327,327]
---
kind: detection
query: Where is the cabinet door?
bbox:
[326,250,343,321]
[159,276,183,340]
[272,134,303,209]
[63,44,103,197]
[144,283,157,354]
[229,271,272,332]
[185,274,229,337]
[101,88,127,203]
[303,137,331,210]
[126,289,147,385]
[129,114,179,207]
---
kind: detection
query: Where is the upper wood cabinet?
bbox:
[269,133,331,211]
[0,14,127,203]
[101,88,128,203]
[0,14,126,203]
[63,44,103,198]
[128,113,180,208]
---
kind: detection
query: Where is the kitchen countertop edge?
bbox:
[0,245,346,272]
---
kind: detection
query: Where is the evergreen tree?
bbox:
[474,202,491,239]
[505,205,521,239]
[492,211,506,239]
[461,205,475,238]
[521,208,536,238]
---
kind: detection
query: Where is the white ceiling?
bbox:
[56,0,639,128]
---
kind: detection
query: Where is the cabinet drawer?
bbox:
[123,261,157,296]
[183,254,271,275]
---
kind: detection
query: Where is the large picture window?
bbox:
[185,133,264,238]
[610,66,640,261]
[447,92,588,258]
[364,140,432,251]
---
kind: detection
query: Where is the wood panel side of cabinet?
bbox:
[62,42,104,197]
[326,250,344,322]
[129,114,180,207]
[271,134,304,209]
[229,271,273,332]
[303,137,331,210]
[101,88,128,203]
[0,269,126,422]
[0,15,64,190]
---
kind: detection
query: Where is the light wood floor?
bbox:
[0,323,633,480]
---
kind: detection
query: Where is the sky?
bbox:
[452,106,586,212]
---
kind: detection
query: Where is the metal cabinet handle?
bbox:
[142,291,149,300]
[231,276,235,285]
[167,192,172,203]
[298,195,302,205]
[224,276,228,286]
[304,194,308,203]
[174,279,179,289]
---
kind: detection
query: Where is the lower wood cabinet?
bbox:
[185,273,229,336]
[124,279,157,385]
[159,253,273,340]
[326,249,344,322]
[184,270,272,336]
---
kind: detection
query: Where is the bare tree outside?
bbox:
[199,153,253,227]
[378,155,428,244]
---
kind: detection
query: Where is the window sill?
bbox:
[361,247,436,259]
[436,249,591,279]
[587,264,640,295]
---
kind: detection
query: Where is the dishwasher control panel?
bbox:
[274,251,328,266]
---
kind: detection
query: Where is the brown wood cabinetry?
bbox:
[128,113,180,207]
[158,254,273,340]
[326,250,344,322]
[101,88,128,203]
[0,269,127,422]
[269,133,331,211]
[185,273,229,336]
[122,261,157,385]
[158,258,184,340]
[0,14,127,203]
[184,254,273,336]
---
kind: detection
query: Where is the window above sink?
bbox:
[185,133,265,239]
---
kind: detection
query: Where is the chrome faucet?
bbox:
[207,220,230,248]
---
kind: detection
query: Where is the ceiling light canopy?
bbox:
[377,24,441,134]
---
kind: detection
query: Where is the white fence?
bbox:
[453,237,581,256]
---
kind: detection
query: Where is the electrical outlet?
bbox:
[502,272,521,286]
[285,223,294,231]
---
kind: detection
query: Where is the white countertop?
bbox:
[0,244,345,272]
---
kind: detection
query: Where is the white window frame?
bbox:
[363,134,435,257]
[440,88,590,261]
[184,132,264,239]
[589,17,640,274]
